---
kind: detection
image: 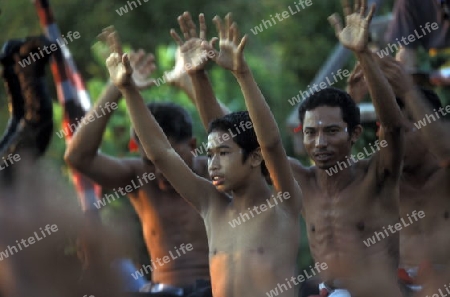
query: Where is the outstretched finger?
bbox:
[213,15,225,40]
[360,0,367,16]
[354,0,360,14]
[199,13,207,40]
[365,3,376,24]
[170,29,184,46]
[108,32,123,56]
[177,15,190,40]
[342,0,352,17]
[328,14,343,38]
[225,12,233,40]
[184,11,198,38]
[232,23,240,45]
[237,35,248,55]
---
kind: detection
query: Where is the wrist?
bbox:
[232,62,251,79]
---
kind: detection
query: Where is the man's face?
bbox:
[206,131,251,193]
[303,106,355,170]
[139,137,196,191]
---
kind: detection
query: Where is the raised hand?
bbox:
[105,32,133,89]
[328,0,375,52]
[129,49,157,90]
[202,13,248,75]
[99,26,156,90]
[170,11,211,73]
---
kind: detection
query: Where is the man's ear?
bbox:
[250,148,264,168]
[188,137,197,150]
[351,125,363,145]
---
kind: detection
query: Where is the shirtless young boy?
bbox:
[358,55,450,293]
[64,28,211,296]
[105,13,302,297]
[186,1,404,295]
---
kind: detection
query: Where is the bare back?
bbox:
[399,166,450,268]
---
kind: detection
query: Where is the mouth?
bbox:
[314,152,333,162]
[211,174,225,186]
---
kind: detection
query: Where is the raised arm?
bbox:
[380,56,450,167]
[170,12,229,130]
[204,13,302,212]
[64,27,157,189]
[329,0,404,182]
[105,31,217,215]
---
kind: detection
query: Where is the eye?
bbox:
[220,151,229,156]
[206,153,212,159]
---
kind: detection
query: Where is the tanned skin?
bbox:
[107,13,302,297]
[289,1,404,293]
[64,27,210,287]
[376,56,450,273]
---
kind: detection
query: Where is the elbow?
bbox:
[63,148,85,170]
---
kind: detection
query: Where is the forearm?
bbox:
[405,88,450,164]
[356,51,403,128]
[120,85,171,161]
[65,82,120,164]
[190,70,227,130]
[235,65,281,149]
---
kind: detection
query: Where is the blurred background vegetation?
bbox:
[0,0,395,275]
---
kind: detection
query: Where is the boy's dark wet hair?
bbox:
[207,111,269,179]
[298,87,361,135]
[132,102,193,143]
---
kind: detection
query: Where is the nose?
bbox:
[208,154,220,172]
[315,131,327,148]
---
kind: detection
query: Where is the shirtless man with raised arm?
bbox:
[292,1,404,294]
[106,14,302,297]
[64,28,211,296]
[352,55,450,293]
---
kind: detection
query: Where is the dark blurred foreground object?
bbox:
[0,36,54,170]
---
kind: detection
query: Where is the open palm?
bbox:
[328,0,375,52]
[203,13,248,74]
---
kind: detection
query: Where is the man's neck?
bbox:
[316,162,356,196]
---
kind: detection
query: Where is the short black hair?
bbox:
[131,102,192,143]
[416,87,442,110]
[207,111,269,178]
[298,87,361,134]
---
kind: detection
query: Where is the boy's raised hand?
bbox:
[328,0,375,53]
[99,26,156,90]
[202,13,248,75]
[104,32,134,89]
[129,49,157,90]
[170,11,210,73]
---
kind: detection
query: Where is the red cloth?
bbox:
[398,261,434,285]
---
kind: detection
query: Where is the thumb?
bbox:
[122,53,133,75]
[201,40,218,60]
